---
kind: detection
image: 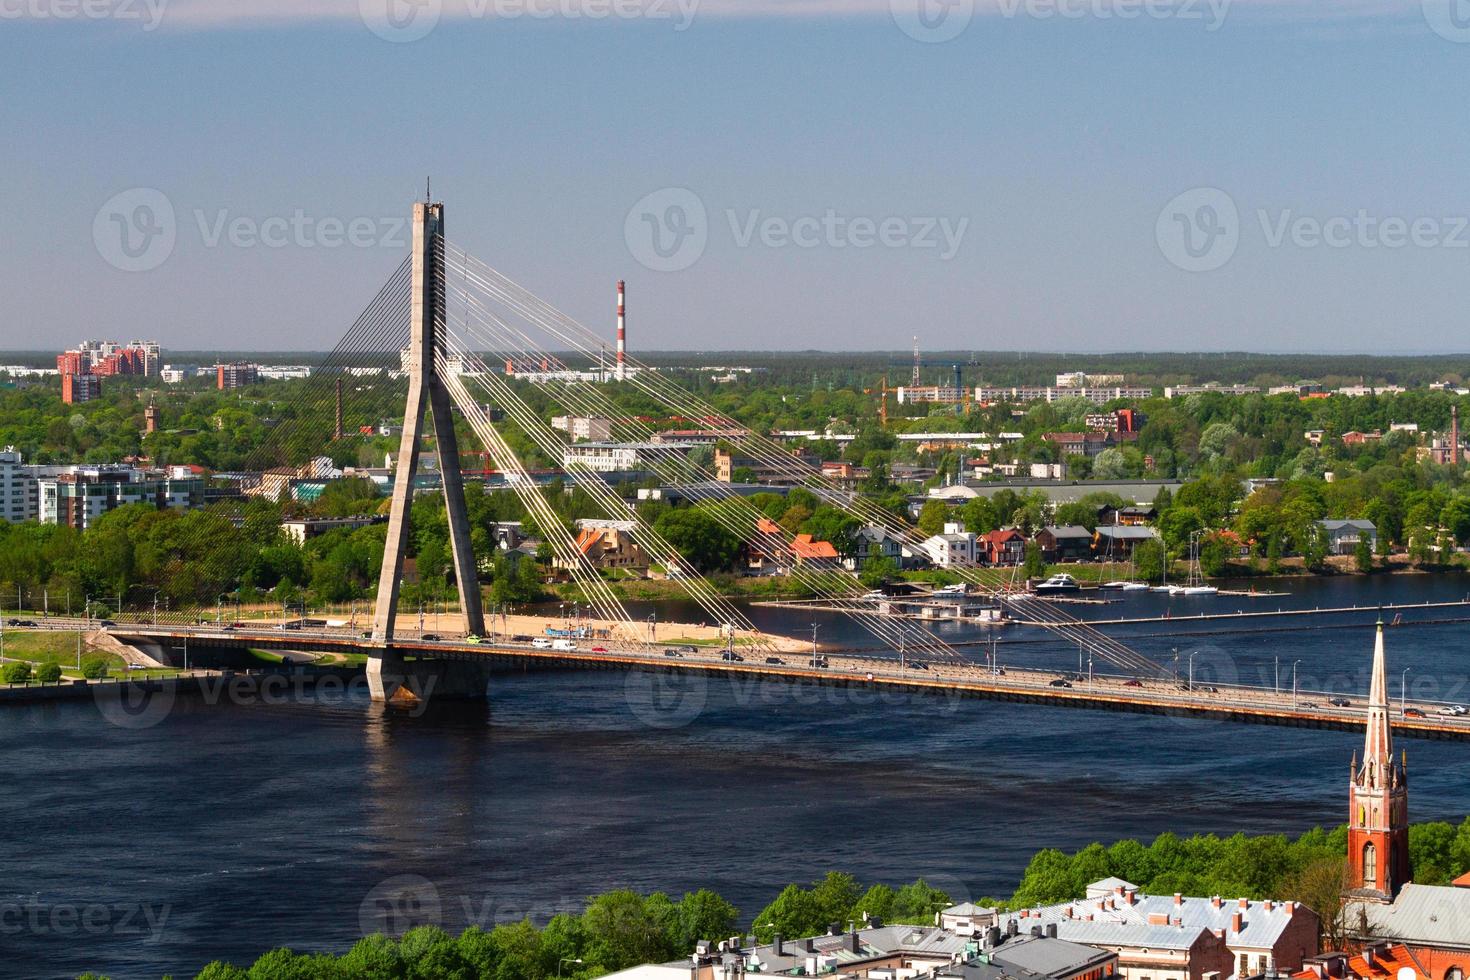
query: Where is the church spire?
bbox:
[1346,620,1410,903]
[1360,617,1393,782]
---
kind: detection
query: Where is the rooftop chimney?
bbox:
[1231,912,1243,934]
[1239,898,1249,910]
[772,934,783,957]
[1174,893,1183,906]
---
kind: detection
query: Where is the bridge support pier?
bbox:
[367,649,495,704]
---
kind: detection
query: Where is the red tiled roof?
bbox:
[791,534,840,560]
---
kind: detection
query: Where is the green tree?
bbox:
[36,662,62,683]
[1133,539,1165,583]
[1355,534,1374,573]
[653,508,740,574]
[859,555,898,589]
[81,657,110,679]
[917,500,949,537]
[1022,540,1046,579]
[2,661,32,684]
[890,879,952,924]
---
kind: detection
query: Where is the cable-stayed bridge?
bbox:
[79,198,1466,737]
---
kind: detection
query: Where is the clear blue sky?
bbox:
[2,0,1468,353]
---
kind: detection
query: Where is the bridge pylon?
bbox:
[370,201,487,701]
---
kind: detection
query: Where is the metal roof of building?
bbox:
[1349,884,1470,950]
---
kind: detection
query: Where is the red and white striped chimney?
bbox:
[615,279,627,381]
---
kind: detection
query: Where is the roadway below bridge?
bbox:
[25,621,1466,741]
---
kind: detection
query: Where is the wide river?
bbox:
[5,575,1470,979]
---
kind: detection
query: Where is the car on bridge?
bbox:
[905,661,929,670]
[464,635,482,645]
[1438,704,1467,716]
[1405,707,1426,718]
[99,619,117,628]
[810,657,830,668]
[1328,697,1352,707]
[663,649,683,658]
[1049,678,1073,688]
[532,638,553,649]
[1123,679,1143,687]
[721,652,744,662]
[764,657,784,665]
[421,633,441,642]
[511,635,532,642]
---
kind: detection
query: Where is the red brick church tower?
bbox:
[1345,619,1411,903]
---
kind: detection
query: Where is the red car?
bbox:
[591,646,608,653]
[1404,707,1426,718]
[1123,679,1143,687]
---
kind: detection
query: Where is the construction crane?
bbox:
[863,374,892,427]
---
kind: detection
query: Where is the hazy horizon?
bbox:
[6,1,1470,354]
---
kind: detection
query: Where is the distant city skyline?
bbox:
[5,1,1470,353]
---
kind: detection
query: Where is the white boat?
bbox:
[1180,585,1219,596]
[1035,573,1081,593]
[1152,584,1185,594]
[934,584,967,596]
[1120,581,1151,591]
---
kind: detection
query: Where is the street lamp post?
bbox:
[1292,659,1303,708]
[1401,666,1412,716]
[1188,651,1198,691]
[557,958,583,978]
[811,622,819,666]
[1274,655,1280,694]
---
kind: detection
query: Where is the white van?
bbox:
[531,638,553,649]
[551,639,578,652]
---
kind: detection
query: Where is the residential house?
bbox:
[1093,525,1162,559]
[558,520,649,573]
[1098,505,1157,526]
[924,522,979,567]
[982,528,1028,566]
[1318,519,1377,555]
[846,524,925,572]
[1036,525,1094,563]
[1020,879,1320,980]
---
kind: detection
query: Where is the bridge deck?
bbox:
[94,625,1470,741]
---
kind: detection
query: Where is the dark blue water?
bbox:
[4,575,1469,980]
